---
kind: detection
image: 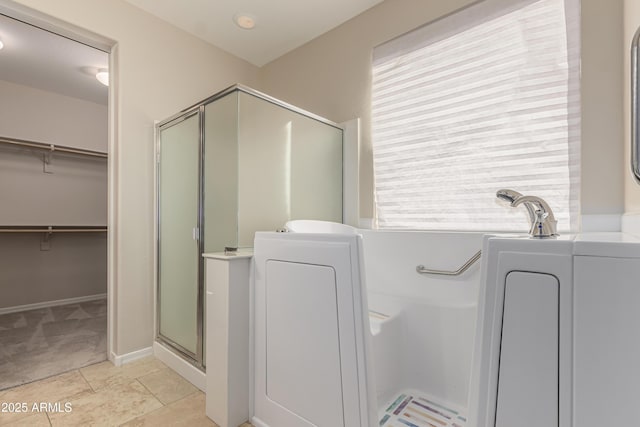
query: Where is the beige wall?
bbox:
[0,80,108,309]
[0,80,107,226]
[625,0,640,212]
[581,0,624,214]
[0,148,107,226]
[10,0,260,355]
[0,234,107,310]
[261,0,625,219]
[0,80,107,151]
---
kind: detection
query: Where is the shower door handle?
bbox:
[192,227,200,241]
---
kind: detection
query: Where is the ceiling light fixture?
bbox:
[96,69,109,86]
[234,13,256,30]
[0,39,4,50]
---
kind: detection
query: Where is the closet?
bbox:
[0,14,109,390]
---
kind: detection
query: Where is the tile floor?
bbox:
[0,356,253,427]
[0,299,107,390]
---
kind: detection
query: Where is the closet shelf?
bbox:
[0,136,107,159]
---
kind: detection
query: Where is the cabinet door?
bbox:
[158,112,201,357]
[496,271,558,427]
[574,256,640,427]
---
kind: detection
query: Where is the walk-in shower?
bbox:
[155,85,344,368]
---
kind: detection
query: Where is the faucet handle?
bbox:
[530,209,550,237]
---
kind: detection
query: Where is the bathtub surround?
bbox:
[361,231,480,408]
[0,299,107,390]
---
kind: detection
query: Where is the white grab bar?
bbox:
[416,250,481,276]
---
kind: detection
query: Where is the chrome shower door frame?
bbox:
[155,106,205,368]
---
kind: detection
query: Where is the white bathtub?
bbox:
[360,230,483,418]
[252,223,483,427]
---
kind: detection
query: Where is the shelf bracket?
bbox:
[40,226,53,251]
[43,145,54,174]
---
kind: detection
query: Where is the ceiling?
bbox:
[123,0,384,67]
[0,0,381,104]
[0,14,108,105]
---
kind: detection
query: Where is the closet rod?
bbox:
[0,136,108,158]
[0,227,107,233]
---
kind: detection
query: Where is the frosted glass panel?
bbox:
[156,86,343,366]
[237,92,342,247]
[290,119,343,220]
[204,93,239,253]
[158,113,199,355]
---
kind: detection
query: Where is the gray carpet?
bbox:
[0,299,107,390]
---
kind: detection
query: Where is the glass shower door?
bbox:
[157,111,202,360]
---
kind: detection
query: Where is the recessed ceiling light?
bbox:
[96,69,109,86]
[0,39,4,50]
[234,13,256,30]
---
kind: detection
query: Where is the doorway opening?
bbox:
[0,11,111,390]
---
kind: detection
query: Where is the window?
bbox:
[371,0,580,231]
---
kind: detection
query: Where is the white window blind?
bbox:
[372,0,580,232]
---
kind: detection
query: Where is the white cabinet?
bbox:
[204,253,251,427]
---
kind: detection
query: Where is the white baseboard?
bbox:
[111,346,154,367]
[251,417,268,427]
[0,293,107,316]
[153,341,206,391]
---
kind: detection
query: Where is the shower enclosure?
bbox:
[156,85,343,367]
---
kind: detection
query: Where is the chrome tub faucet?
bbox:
[496,189,558,238]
